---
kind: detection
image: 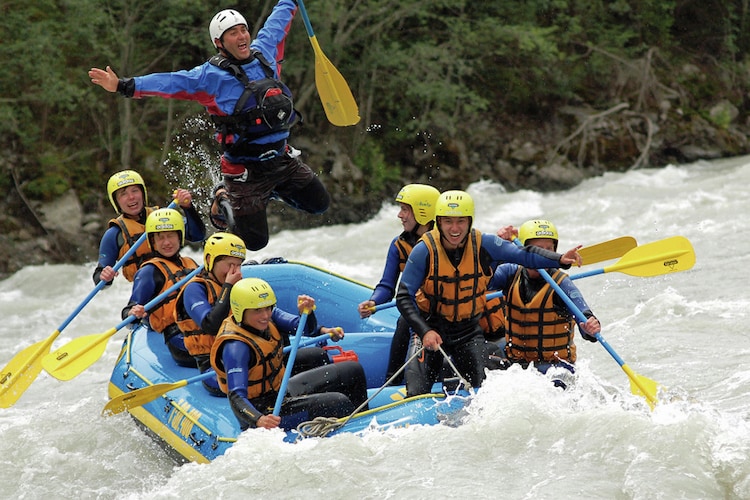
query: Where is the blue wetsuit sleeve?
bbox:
[183,205,206,244]
[183,281,234,336]
[395,242,432,338]
[223,340,265,428]
[252,0,297,66]
[557,276,598,341]
[225,340,252,395]
[121,264,158,319]
[482,234,567,269]
[271,308,318,338]
[92,226,122,285]
[488,263,519,291]
[370,238,402,305]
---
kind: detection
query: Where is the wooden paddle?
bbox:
[296,0,360,126]
[370,235,639,314]
[570,235,695,279]
[41,265,204,382]
[513,238,663,408]
[0,201,178,408]
[102,334,333,415]
[273,308,312,415]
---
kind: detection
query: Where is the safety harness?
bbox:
[209,50,297,155]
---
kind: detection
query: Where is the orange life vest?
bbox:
[504,269,576,363]
[174,271,225,356]
[393,234,415,273]
[108,206,158,281]
[479,295,507,341]
[415,228,489,322]
[143,255,199,333]
[210,319,286,399]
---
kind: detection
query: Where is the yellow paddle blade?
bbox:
[622,364,659,409]
[103,379,188,416]
[0,332,60,408]
[310,36,360,126]
[42,329,116,381]
[579,236,637,265]
[604,235,695,277]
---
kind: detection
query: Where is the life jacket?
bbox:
[415,228,489,322]
[174,271,224,356]
[107,207,157,281]
[504,269,577,363]
[210,319,285,399]
[479,294,507,341]
[208,50,296,157]
[394,232,417,273]
[143,255,199,333]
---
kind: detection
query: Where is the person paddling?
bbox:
[93,170,205,286]
[88,2,330,252]
[396,191,583,396]
[487,219,600,387]
[210,278,367,430]
[122,209,199,367]
[357,184,440,384]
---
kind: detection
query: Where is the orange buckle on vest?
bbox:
[323,346,359,363]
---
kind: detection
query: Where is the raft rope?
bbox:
[437,345,472,390]
[294,343,472,439]
[295,346,427,439]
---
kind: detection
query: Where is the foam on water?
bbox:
[2,156,750,499]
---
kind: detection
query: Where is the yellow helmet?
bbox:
[434,190,474,218]
[519,219,559,249]
[145,208,185,246]
[230,278,277,322]
[395,184,440,226]
[204,232,246,273]
[107,170,148,214]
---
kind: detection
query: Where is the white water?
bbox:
[2,156,749,499]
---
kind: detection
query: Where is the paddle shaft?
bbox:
[369,235,638,314]
[512,238,659,406]
[296,0,316,37]
[127,334,330,388]
[104,264,205,339]
[102,333,336,415]
[0,200,177,407]
[43,265,204,380]
[273,310,310,416]
[47,200,178,334]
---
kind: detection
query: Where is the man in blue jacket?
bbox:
[89,2,330,251]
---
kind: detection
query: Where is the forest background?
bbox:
[1,0,749,277]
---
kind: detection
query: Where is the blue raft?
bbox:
[107,260,472,463]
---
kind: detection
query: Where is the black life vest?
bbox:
[209,51,297,155]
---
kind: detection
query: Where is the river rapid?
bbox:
[1,156,749,499]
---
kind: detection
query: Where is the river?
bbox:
[1,156,749,499]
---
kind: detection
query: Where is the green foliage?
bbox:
[353,139,401,194]
[23,151,72,201]
[0,0,747,206]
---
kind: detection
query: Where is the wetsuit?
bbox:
[92,205,205,285]
[368,227,423,383]
[488,263,597,374]
[115,0,329,251]
[397,230,569,396]
[210,314,368,431]
[122,253,198,367]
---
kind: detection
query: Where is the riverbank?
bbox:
[1,102,746,279]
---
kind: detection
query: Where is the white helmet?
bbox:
[209,9,248,48]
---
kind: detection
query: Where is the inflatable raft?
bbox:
[107,260,472,463]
